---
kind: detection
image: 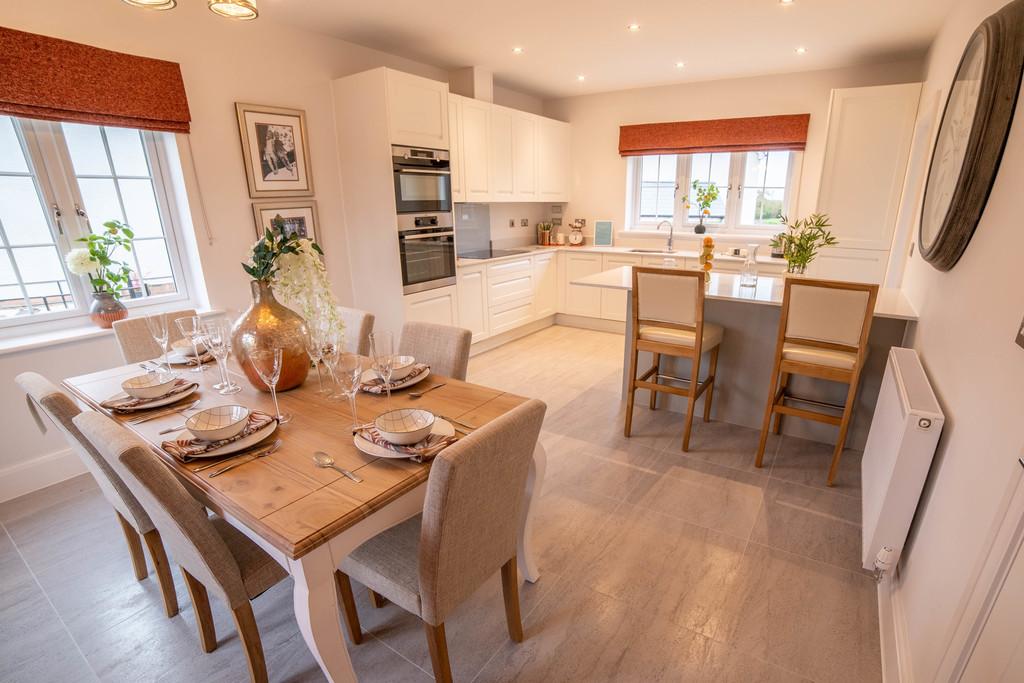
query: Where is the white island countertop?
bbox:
[572,266,918,321]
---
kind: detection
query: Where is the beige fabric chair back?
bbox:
[112,308,197,364]
[339,306,375,356]
[399,321,472,381]
[73,412,250,609]
[634,268,701,327]
[784,281,875,348]
[417,398,546,625]
[16,372,154,535]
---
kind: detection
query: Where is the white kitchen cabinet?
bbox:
[533,252,557,318]
[448,96,465,202]
[600,254,642,321]
[489,105,515,201]
[385,70,449,150]
[808,247,890,284]
[489,299,535,335]
[404,286,458,326]
[456,265,488,342]
[513,112,538,201]
[459,97,491,202]
[486,258,533,308]
[563,252,602,317]
[538,117,571,202]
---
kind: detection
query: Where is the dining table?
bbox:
[62,359,547,683]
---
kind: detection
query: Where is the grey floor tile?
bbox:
[681,419,782,473]
[771,435,864,497]
[0,472,98,524]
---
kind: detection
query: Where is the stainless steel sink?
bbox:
[627,248,676,254]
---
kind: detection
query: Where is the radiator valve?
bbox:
[873,546,896,583]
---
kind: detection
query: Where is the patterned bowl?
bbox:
[374,408,435,445]
[122,373,180,400]
[172,339,206,356]
[186,405,250,441]
[388,355,417,381]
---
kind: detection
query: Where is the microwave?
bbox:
[393,145,452,215]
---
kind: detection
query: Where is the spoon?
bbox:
[313,451,363,483]
[409,382,447,399]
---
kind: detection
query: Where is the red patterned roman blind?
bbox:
[618,113,810,157]
[0,26,191,133]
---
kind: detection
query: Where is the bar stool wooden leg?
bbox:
[649,353,661,410]
[827,378,861,486]
[681,353,701,452]
[624,339,639,437]
[116,513,148,581]
[703,346,720,422]
[756,357,783,468]
[772,372,789,434]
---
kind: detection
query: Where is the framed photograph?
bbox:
[252,200,319,242]
[236,103,314,198]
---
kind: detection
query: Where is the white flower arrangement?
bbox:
[64,248,95,276]
[271,238,345,340]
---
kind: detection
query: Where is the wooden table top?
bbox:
[63,361,527,560]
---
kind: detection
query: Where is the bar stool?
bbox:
[624,267,723,451]
[754,278,879,485]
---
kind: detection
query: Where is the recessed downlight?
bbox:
[577,74,586,82]
[512,46,524,55]
[795,46,807,55]
[627,22,641,32]
[779,0,795,5]
[675,61,686,69]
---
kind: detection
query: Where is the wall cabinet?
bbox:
[489,105,515,200]
[456,265,488,342]
[538,117,571,202]
[385,70,449,150]
[458,96,492,202]
[403,286,458,326]
[533,252,557,318]
[562,252,603,317]
[512,111,538,201]
[599,254,642,321]
[449,100,465,202]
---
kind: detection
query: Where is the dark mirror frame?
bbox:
[919,0,1024,271]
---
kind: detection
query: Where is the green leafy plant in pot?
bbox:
[769,213,838,275]
[64,220,135,328]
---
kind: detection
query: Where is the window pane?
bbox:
[637,155,677,222]
[63,123,111,176]
[0,176,52,245]
[119,179,163,238]
[0,117,28,174]
[78,177,125,230]
[13,246,66,284]
[105,127,149,176]
[688,153,729,223]
[134,239,173,280]
[0,249,17,285]
[740,151,791,225]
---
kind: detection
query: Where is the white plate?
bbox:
[352,417,455,459]
[108,384,198,412]
[359,367,430,393]
[165,419,279,459]
[166,351,208,365]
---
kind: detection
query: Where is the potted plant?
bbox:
[682,180,720,234]
[770,213,838,275]
[64,220,136,328]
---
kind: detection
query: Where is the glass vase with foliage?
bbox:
[769,213,838,274]
[681,180,720,234]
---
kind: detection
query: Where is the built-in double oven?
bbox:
[393,145,456,295]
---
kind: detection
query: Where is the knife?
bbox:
[128,399,201,424]
[202,440,283,476]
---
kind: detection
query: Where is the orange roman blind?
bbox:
[618,113,810,157]
[0,26,191,133]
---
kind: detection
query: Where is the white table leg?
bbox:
[518,441,547,583]
[290,545,355,683]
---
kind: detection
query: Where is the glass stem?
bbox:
[315,363,323,393]
[162,345,169,373]
[270,385,282,420]
[348,392,359,430]
[218,358,230,387]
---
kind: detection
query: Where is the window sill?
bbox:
[620,229,777,243]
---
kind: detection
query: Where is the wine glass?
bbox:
[334,353,363,429]
[320,334,344,402]
[249,348,291,424]
[202,322,240,395]
[174,316,206,373]
[369,331,395,408]
[144,313,170,372]
[304,325,327,394]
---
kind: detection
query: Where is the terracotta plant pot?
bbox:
[89,292,127,329]
[231,280,310,392]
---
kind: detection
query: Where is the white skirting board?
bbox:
[878,572,915,683]
[0,447,86,503]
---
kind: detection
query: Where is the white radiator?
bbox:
[861,347,944,573]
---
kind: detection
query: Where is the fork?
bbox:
[409,382,446,399]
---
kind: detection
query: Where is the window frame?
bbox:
[0,117,194,336]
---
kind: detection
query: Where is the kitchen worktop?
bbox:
[572,265,918,321]
[456,244,784,267]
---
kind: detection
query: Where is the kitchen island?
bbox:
[572,266,918,449]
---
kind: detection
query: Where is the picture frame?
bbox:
[594,220,614,246]
[251,200,319,242]
[235,102,314,198]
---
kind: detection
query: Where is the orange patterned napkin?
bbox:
[101,379,198,412]
[353,425,457,462]
[360,363,430,394]
[161,411,276,462]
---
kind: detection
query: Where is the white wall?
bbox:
[889,0,1024,679]
[544,59,924,249]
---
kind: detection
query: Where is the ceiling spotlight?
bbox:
[122,0,176,9]
[795,46,807,55]
[512,46,524,55]
[779,0,795,5]
[208,0,258,20]
[627,23,641,32]
[675,61,686,69]
[577,74,586,82]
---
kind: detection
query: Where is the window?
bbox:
[627,150,801,232]
[0,115,190,329]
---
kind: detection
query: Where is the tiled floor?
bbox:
[0,325,880,682]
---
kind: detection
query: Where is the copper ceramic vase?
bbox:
[231,280,310,392]
[89,292,128,329]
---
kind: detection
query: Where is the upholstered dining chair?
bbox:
[112,308,197,364]
[15,372,179,618]
[74,412,288,683]
[399,321,472,381]
[754,277,879,486]
[339,306,375,356]
[335,398,547,683]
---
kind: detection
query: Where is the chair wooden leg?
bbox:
[772,372,790,434]
[828,378,860,486]
[143,529,179,618]
[500,557,525,643]
[232,602,268,683]
[181,568,217,653]
[424,621,453,683]
[334,571,363,645]
[755,358,783,468]
[703,346,720,423]
[624,343,639,437]
[681,353,701,452]
[368,589,387,608]
[649,353,661,410]
[116,512,147,581]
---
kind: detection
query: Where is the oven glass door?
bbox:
[399,229,456,294]
[394,171,452,214]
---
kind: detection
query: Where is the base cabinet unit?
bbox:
[456,265,488,342]
[562,252,603,317]
[808,247,890,283]
[404,286,458,326]
[600,254,643,321]
[533,252,557,318]
[489,299,535,335]
[486,258,534,308]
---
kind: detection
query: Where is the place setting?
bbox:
[157,403,282,475]
[100,371,201,424]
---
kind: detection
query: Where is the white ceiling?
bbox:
[264,0,956,99]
